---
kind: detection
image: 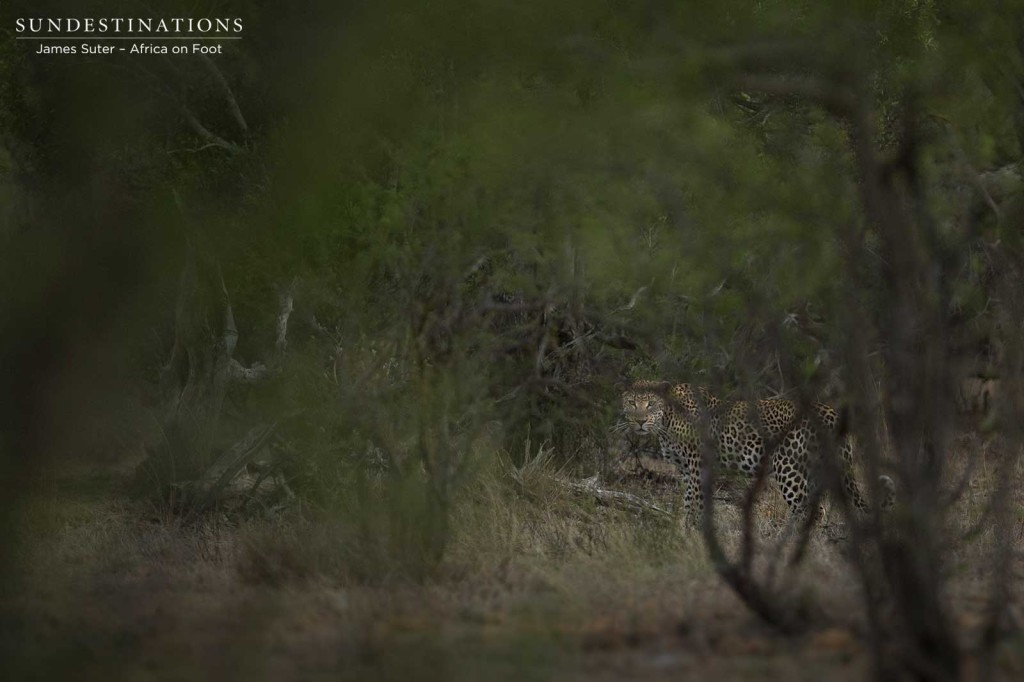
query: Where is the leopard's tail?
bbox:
[836,423,896,514]
[845,470,896,514]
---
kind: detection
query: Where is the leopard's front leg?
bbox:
[680,449,708,522]
[658,438,707,523]
[666,439,705,523]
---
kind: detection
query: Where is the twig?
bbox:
[200,54,249,137]
[179,103,245,154]
[276,280,295,352]
[561,474,674,517]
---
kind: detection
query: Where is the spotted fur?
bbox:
[619,381,893,521]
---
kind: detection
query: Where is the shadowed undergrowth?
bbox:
[4,434,1023,682]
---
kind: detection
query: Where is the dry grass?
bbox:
[3,435,1024,681]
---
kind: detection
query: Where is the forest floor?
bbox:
[4,434,1024,681]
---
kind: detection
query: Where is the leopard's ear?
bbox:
[613,378,632,392]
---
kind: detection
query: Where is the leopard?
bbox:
[955,376,999,417]
[618,380,894,522]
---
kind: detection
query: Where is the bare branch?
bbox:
[733,74,857,115]
[615,286,648,313]
[192,422,279,515]
[200,54,249,137]
[562,474,673,517]
[178,104,246,154]
[220,273,238,357]
[228,358,268,383]
[276,281,295,352]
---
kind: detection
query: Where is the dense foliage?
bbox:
[4,2,1024,678]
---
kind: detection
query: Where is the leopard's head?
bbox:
[620,381,671,436]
